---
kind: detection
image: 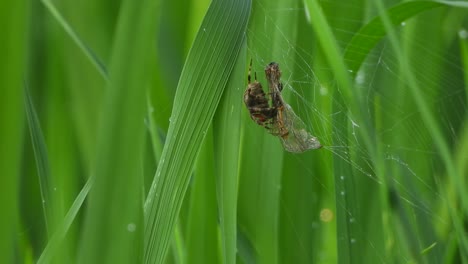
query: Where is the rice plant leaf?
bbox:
[302,1,363,263]
[185,128,219,263]
[24,84,59,236]
[40,0,108,79]
[344,0,468,77]
[237,227,257,264]
[78,0,158,262]
[213,40,247,264]
[371,0,468,259]
[143,0,251,262]
[305,1,468,262]
[37,177,94,264]
[0,1,25,260]
[237,1,300,262]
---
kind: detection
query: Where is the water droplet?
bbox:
[320,86,328,96]
[340,191,345,196]
[320,208,334,222]
[311,221,319,229]
[355,71,365,84]
[127,223,136,232]
[401,21,406,26]
[340,176,345,180]
[459,29,468,39]
[350,238,356,243]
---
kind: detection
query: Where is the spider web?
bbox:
[245,1,467,262]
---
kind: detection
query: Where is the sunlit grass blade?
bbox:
[143,0,251,262]
[78,0,158,262]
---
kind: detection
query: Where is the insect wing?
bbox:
[279,104,322,153]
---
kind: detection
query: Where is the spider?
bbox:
[243,60,278,129]
[244,60,322,153]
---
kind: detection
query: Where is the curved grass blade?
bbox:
[78,0,158,262]
[143,0,251,262]
[37,176,94,264]
[40,0,108,79]
[303,1,372,262]
[185,128,219,263]
[371,0,468,260]
[24,84,58,237]
[238,1,300,262]
[305,0,468,262]
[344,0,468,77]
[213,41,247,264]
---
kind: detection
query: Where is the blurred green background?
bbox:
[2,0,468,263]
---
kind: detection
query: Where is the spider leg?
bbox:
[248,59,252,84]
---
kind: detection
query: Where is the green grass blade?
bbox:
[304,1,468,262]
[330,95,356,264]
[213,40,247,264]
[238,1,302,262]
[143,0,251,262]
[78,0,158,262]
[459,27,468,184]
[185,128,219,263]
[146,96,164,165]
[11,0,467,262]
[303,0,353,101]
[344,1,448,77]
[277,6,335,263]
[24,84,59,236]
[40,0,108,79]
[0,1,25,261]
[37,176,94,264]
[303,1,370,263]
[372,0,468,260]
